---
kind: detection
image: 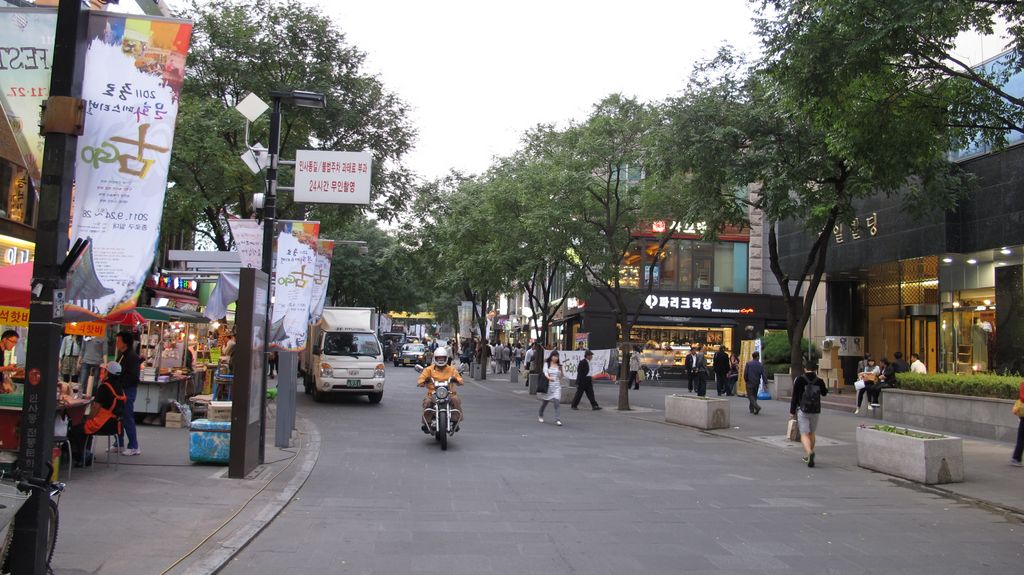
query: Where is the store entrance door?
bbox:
[905,311,937,373]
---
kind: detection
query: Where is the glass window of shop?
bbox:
[620,239,748,293]
[939,260,997,373]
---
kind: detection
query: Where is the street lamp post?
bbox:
[259,90,325,461]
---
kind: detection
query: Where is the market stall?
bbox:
[133,307,211,422]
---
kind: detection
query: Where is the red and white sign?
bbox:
[293,150,372,205]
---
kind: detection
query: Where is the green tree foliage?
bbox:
[652,46,968,374]
[168,0,416,250]
[757,0,1024,141]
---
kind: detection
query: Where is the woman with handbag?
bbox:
[854,358,880,415]
[1011,381,1024,466]
[538,351,564,426]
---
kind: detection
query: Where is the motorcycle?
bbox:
[414,364,464,451]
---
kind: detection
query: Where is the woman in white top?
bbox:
[539,350,564,426]
[855,358,880,415]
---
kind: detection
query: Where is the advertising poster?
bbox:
[308,239,334,324]
[269,221,319,351]
[67,12,192,321]
[227,218,263,269]
[0,8,57,187]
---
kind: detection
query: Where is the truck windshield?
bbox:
[322,333,381,357]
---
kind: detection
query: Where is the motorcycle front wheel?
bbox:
[438,411,448,451]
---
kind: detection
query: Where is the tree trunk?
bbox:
[617,312,631,411]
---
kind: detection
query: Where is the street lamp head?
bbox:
[269,89,327,109]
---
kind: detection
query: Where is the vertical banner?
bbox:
[308,239,334,325]
[0,8,57,187]
[270,221,319,351]
[67,12,192,320]
[227,218,263,269]
[458,301,473,338]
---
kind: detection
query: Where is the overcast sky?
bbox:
[157,0,1011,183]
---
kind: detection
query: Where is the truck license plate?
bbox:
[346,379,361,388]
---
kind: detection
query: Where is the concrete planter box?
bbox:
[665,394,730,430]
[769,373,793,401]
[882,389,1019,442]
[470,363,482,380]
[856,426,963,485]
[510,369,519,383]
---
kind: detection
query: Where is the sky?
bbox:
[152,0,1011,183]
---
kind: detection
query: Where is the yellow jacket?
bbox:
[418,364,463,395]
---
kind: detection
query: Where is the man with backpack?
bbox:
[790,361,828,468]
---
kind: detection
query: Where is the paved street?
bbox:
[223,368,1023,575]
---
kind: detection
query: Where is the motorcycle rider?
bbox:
[418,347,464,432]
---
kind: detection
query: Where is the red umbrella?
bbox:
[0,262,32,308]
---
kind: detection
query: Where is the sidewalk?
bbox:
[48,406,320,575]
[474,370,1024,517]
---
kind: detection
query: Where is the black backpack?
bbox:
[799,375,822,414]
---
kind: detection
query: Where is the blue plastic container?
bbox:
[189,418,231,464]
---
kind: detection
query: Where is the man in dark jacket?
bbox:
[790,362,828,467]
[712,345,730,396]
[570,350,601,411]
[891,352,910,384]
[114,331,142,456]
[688,346,708,396]
[743,351,766,415]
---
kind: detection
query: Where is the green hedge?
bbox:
[763,363,792,378]
[760,332,818,365]
[897,372,1022,400]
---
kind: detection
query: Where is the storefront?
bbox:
[559,289,788,377]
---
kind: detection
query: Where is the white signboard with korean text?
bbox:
[644,294,755,316]
[293,150,372,205]
[227,218,263,269]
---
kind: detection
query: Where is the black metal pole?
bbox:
[10,1,86,573]
[258,97,281,463]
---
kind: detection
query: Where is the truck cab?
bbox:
[303,308,386,403]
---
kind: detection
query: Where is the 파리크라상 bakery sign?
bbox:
[644,294,755,315]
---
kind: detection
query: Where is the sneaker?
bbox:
[1011,459,1022,467]
[870,403,880,408]
[854,408,861,415]
[801,456,810,465]
[570,406,578,410]
[555,420,562,426]
[538,417,544,423]
[122,448,141,456]
[809,452,815,467]
[592,406,602,411]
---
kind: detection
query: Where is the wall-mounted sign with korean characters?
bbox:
[293,150,372,206]
[644,294,755,316]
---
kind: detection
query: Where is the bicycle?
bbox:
[0,467,65,574]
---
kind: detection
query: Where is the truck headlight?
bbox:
[320,363,333,378]
[374,364,385,378]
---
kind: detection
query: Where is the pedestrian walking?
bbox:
[79,335,106,392]
[539,351,564,425]
[790,362,828,467]
[1010,380,1024,466]
[743,351,766,414]
[629,346,641,390]
[713,345,730,396]
[501,343,512,373]
[268,351,278,378]
[685,348,698,393]
[689,345,708,396]
[571,350,601,410]
[114,331,142,456]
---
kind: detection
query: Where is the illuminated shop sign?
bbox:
[833,212,879,244]
[644,294,755,315]
[0,235,34,266]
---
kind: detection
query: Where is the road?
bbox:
[222,367,1023,574]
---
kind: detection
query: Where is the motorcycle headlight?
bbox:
[435,386,449,400]
[320,363,333,378]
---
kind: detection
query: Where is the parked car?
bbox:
[394,343,429,367]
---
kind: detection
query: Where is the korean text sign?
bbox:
[293,150,372,205]
[270,221,320,351]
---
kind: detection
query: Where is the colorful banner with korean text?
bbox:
[535,349,614,383]
[0,8,56,188]
[227,218,263,269]
[308,239,334,325]
[68,12,192,321]
[270,221,319,351]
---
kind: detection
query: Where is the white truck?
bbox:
[301,307,386,403]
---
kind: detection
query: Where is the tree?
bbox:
[757,0,1024,142]
[652,47,968,375]
[167,0,416,250]
[557,94,660,410]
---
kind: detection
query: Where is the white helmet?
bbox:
[433,347,449,368]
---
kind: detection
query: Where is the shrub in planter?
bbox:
[897,373,1020,400]
[760,332,818,365]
